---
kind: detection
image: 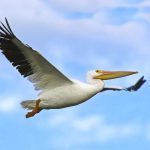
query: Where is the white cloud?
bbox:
[138,12,150,23]
[0,97,18,112]
[50,0,119,13]
[44,111,140,143]
[138,0,150,8]
[49,0,150,14]
[0,0,149,49]
[37,110,150,149]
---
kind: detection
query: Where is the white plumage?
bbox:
[0,18,146,118]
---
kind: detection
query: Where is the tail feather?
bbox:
[21,100,36,110]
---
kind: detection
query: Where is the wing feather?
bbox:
[0,18,73,91]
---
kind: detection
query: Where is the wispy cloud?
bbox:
[49,0,118,13]
[40,111,141,146]
[36,110,150,149]
[49,0,150,14]
[0,97,18,113]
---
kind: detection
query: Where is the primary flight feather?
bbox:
[0,18,146,118]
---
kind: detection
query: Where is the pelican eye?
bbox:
[95,70,99,73]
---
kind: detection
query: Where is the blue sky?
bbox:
[0,0,150,150]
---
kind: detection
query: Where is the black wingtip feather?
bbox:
[127,76,146,91]
[0,18,15,39]
[0,21,12,35]
[5,17,14,36]
[0,18,34,78]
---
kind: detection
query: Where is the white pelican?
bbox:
[0,18,146,118]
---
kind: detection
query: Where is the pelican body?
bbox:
[38,79,103,109]
[0,18,146,118]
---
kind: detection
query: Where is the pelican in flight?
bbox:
[0,18,146,118]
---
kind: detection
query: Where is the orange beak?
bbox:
[94,70,138,80]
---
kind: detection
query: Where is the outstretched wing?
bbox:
[0,18,73,91]
[102,76,146,92]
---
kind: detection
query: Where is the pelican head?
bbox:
[93,70,138,80]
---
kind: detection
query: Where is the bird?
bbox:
[0,18,146,118]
